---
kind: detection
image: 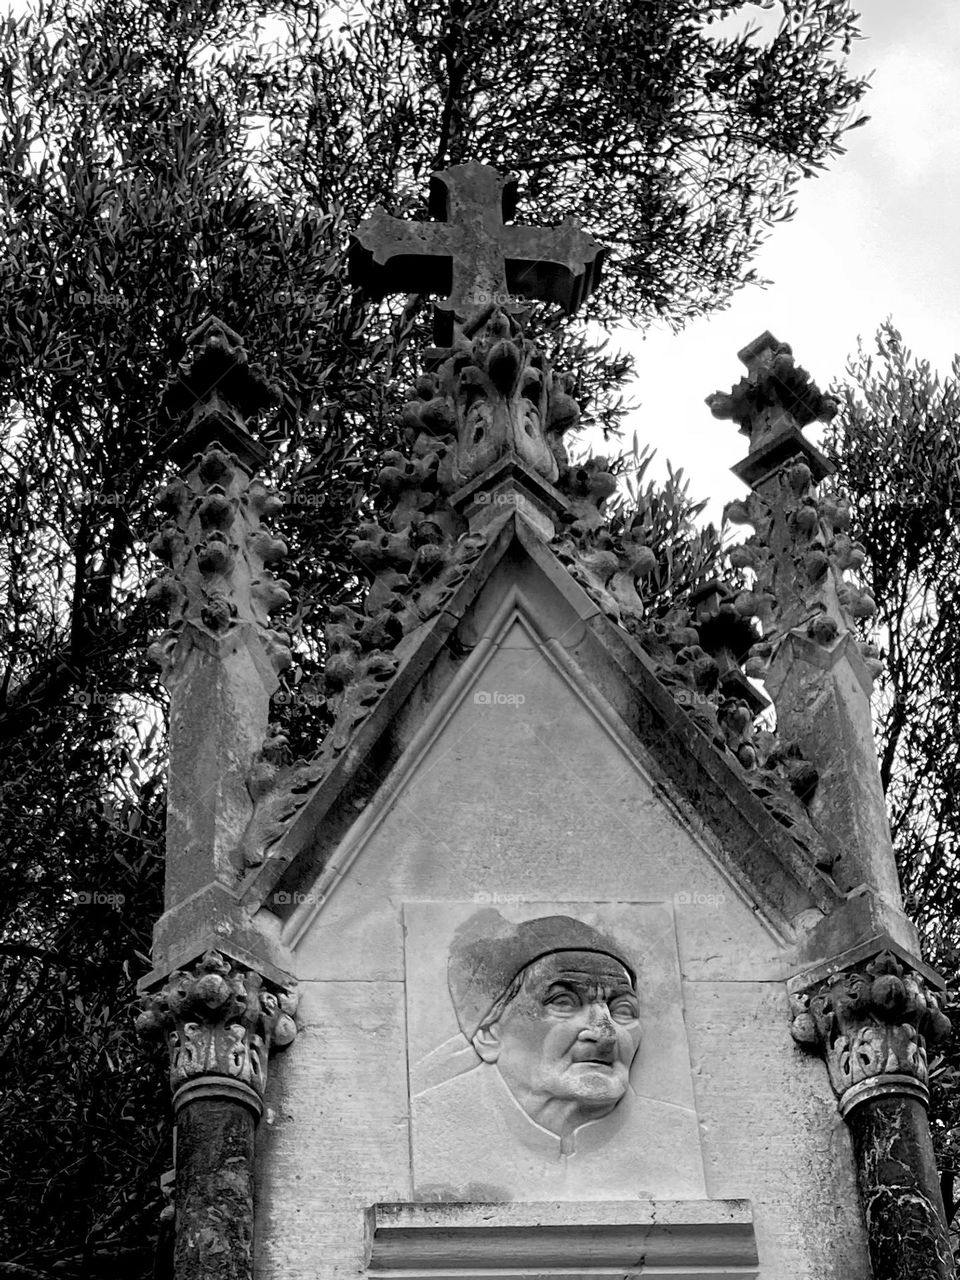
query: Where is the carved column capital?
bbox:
[790,950,951,1117]
[136,949,298,1118]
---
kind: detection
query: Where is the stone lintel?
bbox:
[154,411,270,474]
[141,882,295,993]
[789,926,943,998]
[794,886,922,976]
[366,1200,759,1278]
[450,455,569,538]
[731,426,833,490]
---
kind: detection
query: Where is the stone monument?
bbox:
[137,163,954,1280]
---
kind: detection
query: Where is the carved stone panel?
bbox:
[403,901,706,1202]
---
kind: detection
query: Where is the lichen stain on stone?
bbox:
[413,1181,511,1204]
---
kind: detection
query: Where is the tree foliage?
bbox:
[825,325,960,963]
[824,322,960,1230]
[0,0,866,1271]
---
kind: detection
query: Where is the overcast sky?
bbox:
[590,0,960,524]
[7,0,948,527]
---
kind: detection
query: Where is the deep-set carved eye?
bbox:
[545,991,578,1013]
[610,997,640,1023]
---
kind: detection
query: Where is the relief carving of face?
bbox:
[472,948,642,1138]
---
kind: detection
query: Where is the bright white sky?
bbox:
[587,0,960,524]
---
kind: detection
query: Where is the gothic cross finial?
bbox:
[349,161,605,345]
[705,330,837,485]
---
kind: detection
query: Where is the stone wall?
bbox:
[253,571,870,1279]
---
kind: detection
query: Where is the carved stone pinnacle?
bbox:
[160,316,276,469]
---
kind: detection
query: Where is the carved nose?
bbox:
[579,1005,616,1039]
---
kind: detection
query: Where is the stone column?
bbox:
[137,317,299,1278]
[791,951,954,1280]
[137,950,297,1280]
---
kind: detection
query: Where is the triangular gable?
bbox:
[240,512,841,939]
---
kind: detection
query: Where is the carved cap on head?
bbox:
[447,909,638,1041]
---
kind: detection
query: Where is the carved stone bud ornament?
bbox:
[136,950,298,1117]
[790,951,951,1117]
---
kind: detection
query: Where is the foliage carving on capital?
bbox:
[790,951,951,1104]
[135,950,298,1101]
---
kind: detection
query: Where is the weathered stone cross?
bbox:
[349,161,606,344]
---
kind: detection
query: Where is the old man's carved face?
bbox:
[472,949,642,1137]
